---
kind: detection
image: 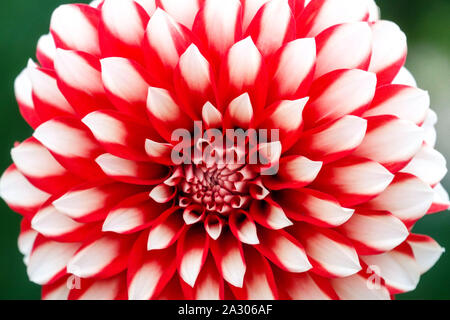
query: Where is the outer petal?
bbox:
[368,20,407,85]
[361,244,420,294]
[302,69,377,128]
[290,115,367,163]
[27,236,81,285]
[292,225,361,278]
[363,173,434,226]
[50,4,101,56]
[407,234,445,274]
[157,0,201,29]
[54,49,110,116]
[36,34,57,69]
[100,57,153,119]
[69,273,127,300]
[33,117,105,180]
[312,157,394,207]
[296,0,370,37]
[0,165,50,218]
[11,137,82,195]
[363,85,430,125]
[314,22,372,79]
[67,234,135,279]
[427,183,450,214]
[338,210,409,255]
[83,110,158,161]
[330,273,390,300]
[14,66,41,129]
[99,0,150,62]
[277,271,338,300]
[246,0,296,57]
[53,182,142,222]
[401,145,448,186]
[353,115,424,173]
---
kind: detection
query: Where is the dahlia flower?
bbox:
[1,0,448,300]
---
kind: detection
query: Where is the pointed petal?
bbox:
[147,207,185,250]
[407,234,445,274]
[36,34,57,69]
[14,66,41,129]
[250,198,293,230]
[229,210,260,245]
[330,273,390,300]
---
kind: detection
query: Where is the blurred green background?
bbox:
[0,0,448,300]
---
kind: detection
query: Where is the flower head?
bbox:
[1,0,448,300]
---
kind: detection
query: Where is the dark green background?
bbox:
[0,0,448,300]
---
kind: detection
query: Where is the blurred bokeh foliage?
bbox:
[0,0,448,300]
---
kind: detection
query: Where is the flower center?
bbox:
[178,161,252,216]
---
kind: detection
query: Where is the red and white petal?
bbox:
[147,87,192,143]
[67,234,134,279]
[99,0,149,62]
[368,20,407,85]
[330,273,390,300]
[101,57,153,119]
[250,198,293,230]
[256,228,311,273]
[54,49,109,116]
[53,182,141,222]
[149,183,176,203]
[193,0,242,64]
[407,234,445,274]
[314,22,372,79]
[312,157,394,207]
[32,203,98,242]
[103,192,171,234]
[361,244,420,294]
[14,66,41,129]
[128,235,177,300]
[275,188,354,228]
[296,0,370,37]
[291,116,367,163]
[401,145,448,186]
[188,255,224,300]
[353,116,424,172]
[339,210,408,255]
[134,0,157,15]
[211,230,246,288]
[83,110,156,161]
[257,98,309,151]
[147,208,185,250]
[263,155,322,190]
[69,273,127,300]
[42,276,70,300]
[145,139,174,165]
[36,34,57,69]
[224,93,254,129]
[11,138,82,194]
[50,4,101,56]
[232,247,278,300]
[269,38,316,102]
[277,271,338,300]
[293,226,361,278]
[246,0,295,57]
[29,67,76,121]
[303,69,377,128]
[204,215,224,240]
[177,226,209,287]
[96,153,169,185]
[219,37,266,113]
[422,109,437,147]
[364,85,430,125]
[174,44,216,119]
[18,219,38,265]
[33,118,105,180]
[202,102,223,129]
[144,8,191,85]
[157,0,201,29]
[363,173,434,226]
[0,165,50,218]
[27,236,81,285]
[229,210,259,245]
[428,183,450,214]
[393,67,417,87]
